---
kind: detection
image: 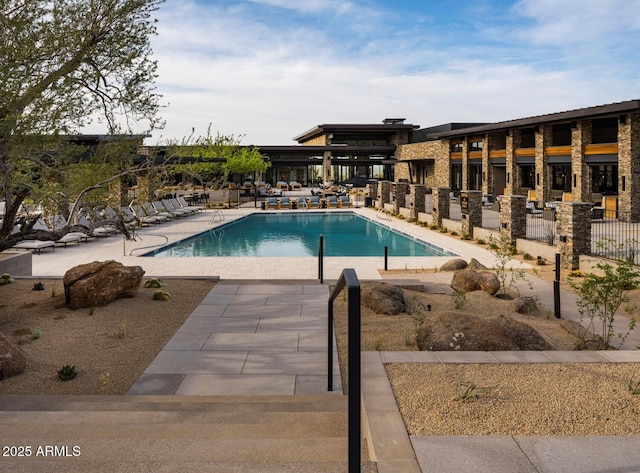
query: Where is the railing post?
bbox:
[384,246,388,270]
[318,235,324,283]
[327,269,361,472]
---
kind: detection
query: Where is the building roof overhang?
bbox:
[427,100,640,140]
[293,123,419,143]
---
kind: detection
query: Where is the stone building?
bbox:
[395,100,640,222]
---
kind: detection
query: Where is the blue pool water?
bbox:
[145,213,456,257]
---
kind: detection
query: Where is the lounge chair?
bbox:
[153,200,183,218]
[170,198,197,215]
[177,196,204,213]
[144,202,173,221]
[13,239,56,253]
[131,204,161,225]
[289,181,302,191]
[78,212,118,237]
[296,197,308,209]
[307,196,321,208]
[50,215,93,244]
[278,197,292,209]
[265,197,278,210]
[338,195,352,208]
[326,196,339,208]
[163,199,193,217]
[276,181,289,191]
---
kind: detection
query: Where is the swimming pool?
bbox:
[144,212,456,257]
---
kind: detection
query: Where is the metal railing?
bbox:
[327,268,361,473]
[590,210,640,265]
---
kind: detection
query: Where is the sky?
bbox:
[146,0,640,145]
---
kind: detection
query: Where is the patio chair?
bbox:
[161,199,191,217]
[526,201,542,217]
[51,215,93,244]
[338,195,352,208]
[153,200,184,218]
[276,181,289,191]
[289,181,302,191]
[265,197,279,210]
[278,197,292,209]
[307,196,321,208]
[120,206,149,227]
[80,209,119,237]
[296,197,308,209]
[326,195,340,208]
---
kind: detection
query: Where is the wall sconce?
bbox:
[573,173,577,187]
[507,172,510,183]
[536,173,540,185]
[622,175,626,192]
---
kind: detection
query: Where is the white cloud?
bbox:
[142,0,640,145]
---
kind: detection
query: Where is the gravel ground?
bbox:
[387,362,640,436]
[0,278,215,395]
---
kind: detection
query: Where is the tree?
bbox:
[0,0,164,246]
[168,128,270,189]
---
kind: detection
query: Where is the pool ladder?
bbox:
[209,209,225,224]
[376,208,392,221]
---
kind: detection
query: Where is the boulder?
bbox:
[467,258,488,271]
[478,272,500,295]
[415,312,552,351]
[361,282,406,315]
[63,260,145,310]
[439,258,468,271]
[451,269,483,293]
[451,269,500,295]
[0,332,26,380]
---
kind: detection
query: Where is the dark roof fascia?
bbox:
[259,145,397,155]
[293,123,419,143]
[426,100,640,140]
[66,134,151,143]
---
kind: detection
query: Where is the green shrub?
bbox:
[144,278,163,288]
[153,290,171,301]
[57,365,77,381]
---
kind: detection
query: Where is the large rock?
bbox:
[416,312,552,351]
[439,258,468,271]
[451,270,500,295]
[0,332,26,380]
[467,258,488,271]
[63,260,145,310]
[361,282,406,315]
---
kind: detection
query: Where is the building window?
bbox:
[450,142,462,153]
[592,118,618,144]
[469,163,482,190]
[552,124,572,146]
[590,165,618,194]
[469,140,483,152]
[451,163,463,192]
[519,165,535,188]
[519,128,535,148]
[550,164,572,191]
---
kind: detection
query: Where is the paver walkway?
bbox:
[128,281,342,396]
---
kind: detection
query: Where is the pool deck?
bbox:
[23,207,499,279]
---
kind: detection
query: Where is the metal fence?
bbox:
[449,203,462,221]
[481,209,500,230]
[590,211,640,265]
[526,213,557,246]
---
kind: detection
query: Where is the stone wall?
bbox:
[618,113,640,221]
[409,184,426,220]
[394,182,409,214]
[396,140,450,186]
[432,187,450,226]
[460,190,482,238]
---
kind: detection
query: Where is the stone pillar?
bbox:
[367,181,378,207]
[135,171,153,204]
[499,195,527,244]
[432,187,451,226]
[571,120,591,203]
[394,182,409,214]
[410,184,426,220]
[461,190,483,238]
[556,202,592,270]
[108,176,128,208]
[618,113,640,222]
[322,151,332,183]
[379,181,392,206]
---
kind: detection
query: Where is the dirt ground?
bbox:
[0,278,215,395]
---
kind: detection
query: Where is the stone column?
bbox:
[461,190,483,238]
[499,195,527,244]
[618,113,640,222]
[394,182,409,214]
[556,202,592,270]
[322,151,332,184]
[410,184,426,220]
[432,187,451,226]
[367,181,378,207]
[379,181,392,207]
[571,120,591,203]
